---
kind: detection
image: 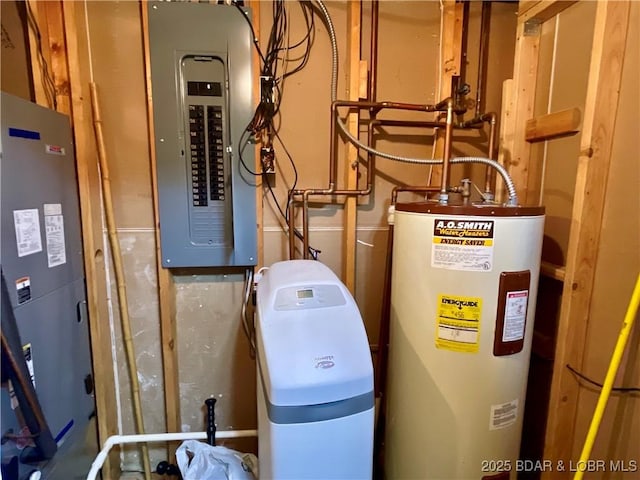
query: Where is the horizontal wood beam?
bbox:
[520,1,578,24]
[526,108,581,143]
[540,261,566,282]
[518,1,540,17]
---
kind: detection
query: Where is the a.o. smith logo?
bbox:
[434,219,494,238]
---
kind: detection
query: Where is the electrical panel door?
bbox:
[148,1,257,268]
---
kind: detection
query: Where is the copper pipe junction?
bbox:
[286,3,499,260]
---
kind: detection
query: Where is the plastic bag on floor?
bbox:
[176,440,257,480]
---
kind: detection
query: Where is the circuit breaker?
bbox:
[147,1,257,267]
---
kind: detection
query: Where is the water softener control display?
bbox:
[274,285,346,311]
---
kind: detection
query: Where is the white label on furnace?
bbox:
[8,380,18,410]
[23,343,35,388]
[43,203,62,216]
[45,214,66,267]
[502,290,528,342]
[490,399,518,430]
[13,209,43,257]
[431,218,494,272]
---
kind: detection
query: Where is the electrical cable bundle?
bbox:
[235,1,320,259]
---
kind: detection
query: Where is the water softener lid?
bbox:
[256,260,374,408]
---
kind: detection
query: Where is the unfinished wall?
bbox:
[1,1,33,100]
[571,1,640,475]
[522,1,639,475]
[263,0,518,345]
[81,1,165,468]
[535,1,597,265]
[70,0,516,472]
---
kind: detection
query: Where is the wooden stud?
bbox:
[140,2,180,462]
[42,2,71,116]
[25,1,71,116]
[249,0,263,269]
[542,1,631,475]
[62,2,120,477]
[343,0,361,294]
[525,107,581,143]
[503,17,541,203]
[359,60,368,100]
[496,79,514,203]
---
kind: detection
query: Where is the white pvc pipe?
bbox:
[86,429,258,480]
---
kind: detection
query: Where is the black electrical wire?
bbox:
[233,3,266,65]
[25,2,57,110]
[237,128,261,177]
[281,2,315,80]
[273,129,298,217]
[241,268,256,358]
[233,0,319,259]
[566,364,640,393]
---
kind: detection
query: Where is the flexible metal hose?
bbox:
[314,0,519,205]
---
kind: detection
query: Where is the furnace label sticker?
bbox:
[15,277,32,305]
[44,212,66,268]
[23,343,35,389]
[431,218,494,272]
[502,290,529,342]
[490,399,518,430]
[13,209,43,257]
[436,294,482,353]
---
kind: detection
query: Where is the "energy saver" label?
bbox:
[436,294,482,353]
[431,218,494,272]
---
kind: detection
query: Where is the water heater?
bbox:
[384,202,544,480]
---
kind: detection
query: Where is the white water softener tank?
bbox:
[385,203,544,480]
[256,260,374,479]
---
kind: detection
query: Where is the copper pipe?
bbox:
[302,191,311,259]
[440,99,455,201]
[329,106,337,191]
[288,198,296,259]
[367,119,376,191]
[325,99,452,191]
[335,99,446,113]
[373,119,447,129]
[372,119,487,130]
[435,96,452,111]
[476,1,492,118]
[391,185,440,205]
[458,112,498,196]
[291,97,458,256]
[458,112,495,128]
[485,113,497,194]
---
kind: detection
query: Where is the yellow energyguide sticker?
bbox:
[436,294,482,353]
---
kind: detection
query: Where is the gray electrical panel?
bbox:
[148,1,257,268]
[1,92,95,477]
